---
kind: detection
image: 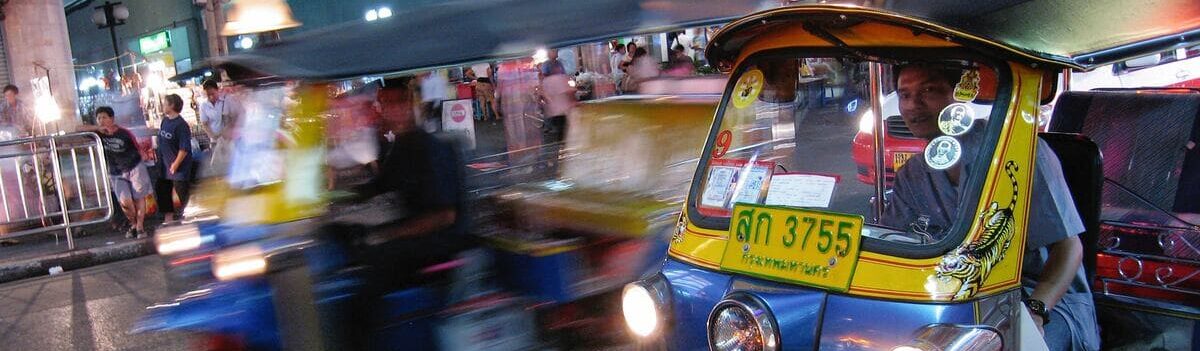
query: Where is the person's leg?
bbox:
[130,165,152,235]
[133,196,146,234]
[155,176,175,222]
[172,180,190,219]
[111,176,136,237]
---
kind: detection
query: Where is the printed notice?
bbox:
[700,166,738,208]
[698,159,777,217]
[764,173,838,208]
[733,166,771,204]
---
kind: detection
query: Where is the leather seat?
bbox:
[1038,132,1102,280]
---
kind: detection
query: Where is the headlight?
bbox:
[155,224,203,255]
[857,108,875,134]
[622,274,671,338]
[212,244,267,281]
[892,324,1002,351]
[708,294,778,351]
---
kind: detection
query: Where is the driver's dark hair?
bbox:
[894,62,961,87]
[95,106,115,118]
[202,79,219,91]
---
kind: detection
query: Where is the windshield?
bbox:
[688,54,1002,249]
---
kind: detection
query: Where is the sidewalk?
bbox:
[0,224,155,284]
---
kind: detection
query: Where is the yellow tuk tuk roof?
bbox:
[707,2,1200,71]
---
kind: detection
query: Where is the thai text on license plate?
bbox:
[893,152,916,170]
[720,203,864,292]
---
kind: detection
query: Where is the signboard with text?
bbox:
[442,99,476,149]
[139,31,171,55]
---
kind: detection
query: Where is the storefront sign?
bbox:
[139,31,171,55]
[442,99,476,149]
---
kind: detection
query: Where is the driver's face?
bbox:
[897,67,955,140]
[205,87,219,102]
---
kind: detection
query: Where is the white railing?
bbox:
[0,132,112,249]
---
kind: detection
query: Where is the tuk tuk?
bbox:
[623,3,1200,350]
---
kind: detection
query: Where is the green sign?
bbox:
[139,31,171,54]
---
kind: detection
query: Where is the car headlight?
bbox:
[708,294,778,351]
[892,324,1002,351]
[622,274,671,338]
[857,108,875,134]
[155,224,203,255]
[212,244,267,281]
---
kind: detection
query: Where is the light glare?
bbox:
[622,284,658,337]
[857,108,875,134]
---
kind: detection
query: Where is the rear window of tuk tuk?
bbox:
[685,48,1015,259]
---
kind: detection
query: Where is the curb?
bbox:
[0,239,155,284]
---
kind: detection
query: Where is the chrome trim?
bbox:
[869,61,886,223]
[901,324,1003,351]
[707,293,779,351]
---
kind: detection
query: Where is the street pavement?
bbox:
[0,255,193,351]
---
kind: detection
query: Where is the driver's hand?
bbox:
[327,190,360,203]
[1029,310,1045,335]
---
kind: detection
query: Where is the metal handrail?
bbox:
[466,141,565,163]
[0,132,112,249]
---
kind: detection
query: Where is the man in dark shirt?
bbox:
[156,94,193,223]
[92,106,152,238]
[357,83,468,291]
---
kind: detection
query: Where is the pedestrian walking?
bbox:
[156,94,193,223]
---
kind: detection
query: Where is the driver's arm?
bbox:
[1028,235,1082,325]
[368,209,456,244]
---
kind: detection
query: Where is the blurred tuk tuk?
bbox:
[622,2,1200,350]
[137,0,761,349]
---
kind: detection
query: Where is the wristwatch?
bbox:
[1024,298,1051,325]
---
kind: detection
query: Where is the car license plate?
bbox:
[893,152,916,169]
[719,203,864,292]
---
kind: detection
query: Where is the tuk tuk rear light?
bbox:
[212,244,267,281]
[892,324,1002,351]
[708,294,778,351]
[155,223,204,255]
[621,274,671,338]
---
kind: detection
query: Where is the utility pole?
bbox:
[203,0,228,58]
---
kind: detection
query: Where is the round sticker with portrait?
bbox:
[925,136,962,170]
[937,103,975,136]
[732,69,764,109]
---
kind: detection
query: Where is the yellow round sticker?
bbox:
[732,69,764,109]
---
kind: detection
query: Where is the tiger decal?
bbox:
[933,161,1020,300]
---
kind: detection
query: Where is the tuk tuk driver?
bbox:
[883,63,1100,350]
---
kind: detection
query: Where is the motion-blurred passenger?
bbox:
[540,49,576,144]
[198,79,240,174]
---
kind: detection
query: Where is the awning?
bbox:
[176,0,1200,81]
[173,0,775,81]
[880,0,1200,68]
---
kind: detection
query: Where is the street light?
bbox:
[92,1,130,80]
[222,0,302,36]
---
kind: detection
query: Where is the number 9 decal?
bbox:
[713,130,732,159]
